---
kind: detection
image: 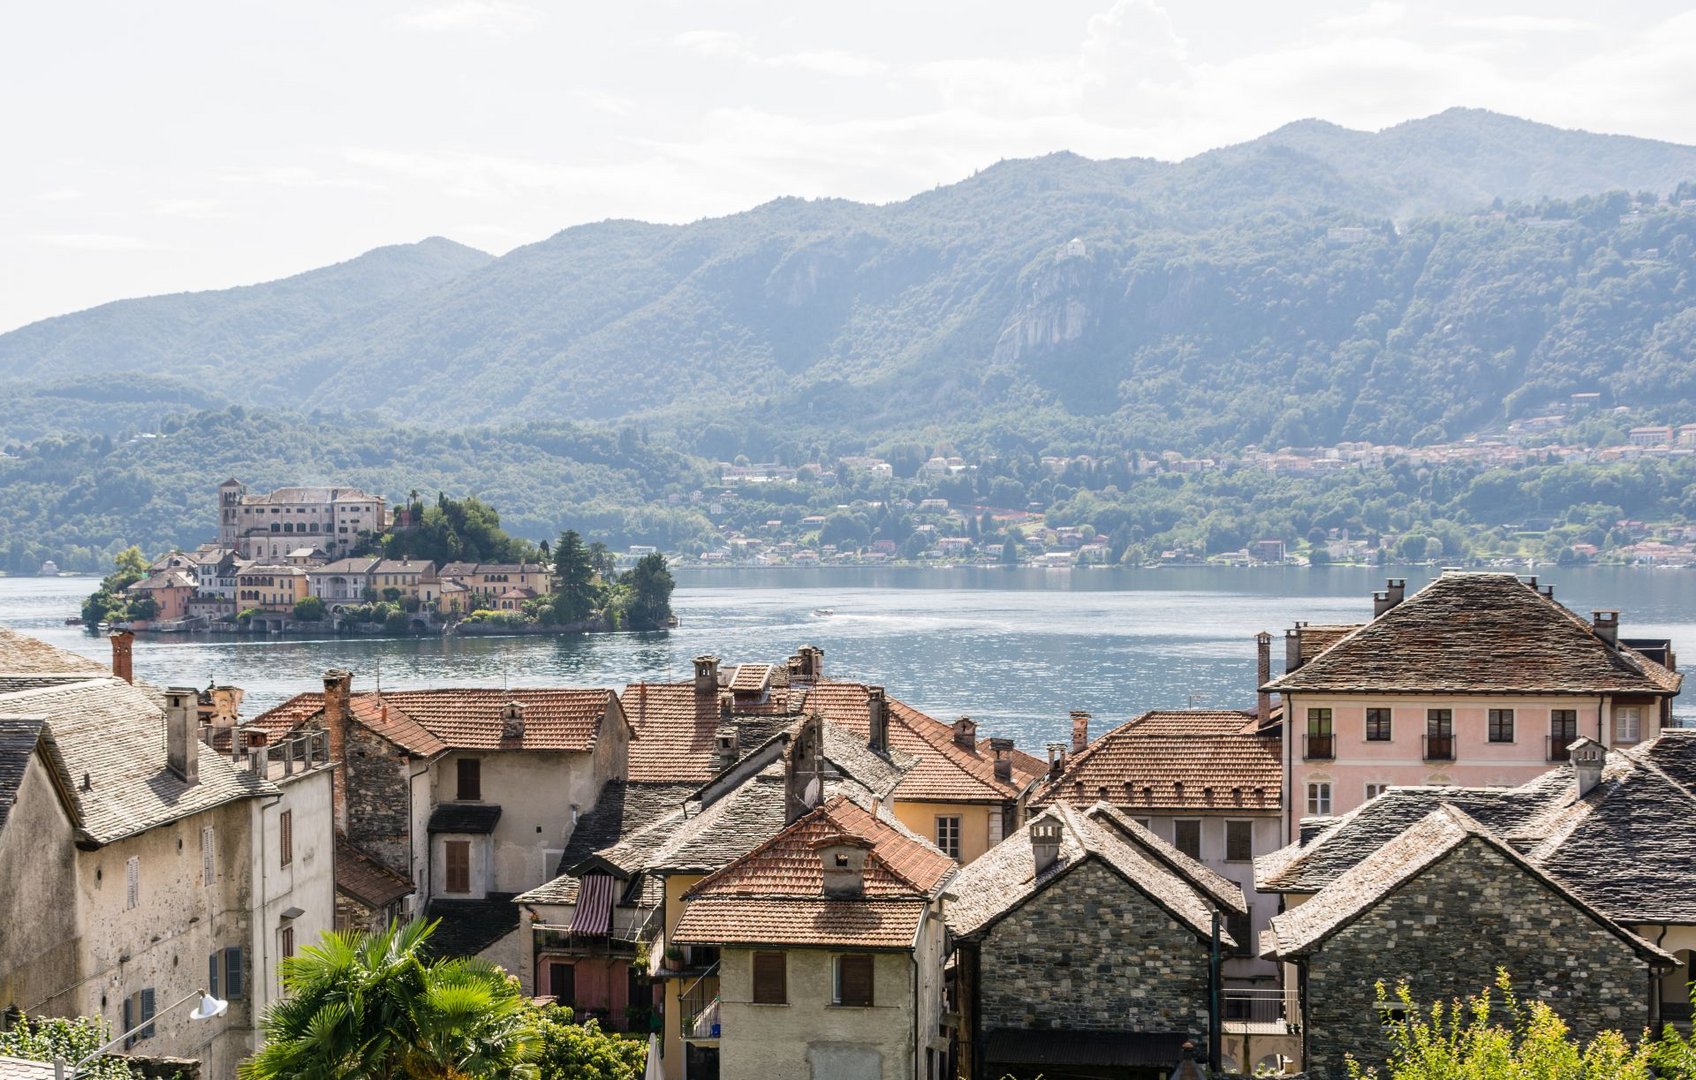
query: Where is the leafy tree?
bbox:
[620,553,675,631]
[293,595,327,621]
[1000,536,1019,565]
[239,919,537,1080]
[531,1006,647,1080]
[552,530,599,624]
[0,1013,137,1079]
[80,545,151,627]
[1346,971,1653,1079]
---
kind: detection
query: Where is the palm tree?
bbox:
[239,920,537,1080]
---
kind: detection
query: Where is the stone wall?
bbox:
[1302,839,1655,1080]
[978,859,1212,1036]
[342,725,414,878]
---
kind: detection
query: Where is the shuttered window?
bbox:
[445,840,471,893]
[281,926,295,961]
[834,955,873,1007]
[752,952,787,1004]
[1225,820,1253,862]
[549,962,576,1003]
[279,810,293,867]
[1174,819,1201,859]
[458,759,482,801]
[225,946,244,1000]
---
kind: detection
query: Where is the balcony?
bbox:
[1302,734,1335,761]
[1222,987,1291,1032]
[1547,735,1576,763]
[680,964,721,1041]
[1423,734,1455,762]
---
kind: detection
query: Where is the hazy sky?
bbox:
[4,0,1695,331]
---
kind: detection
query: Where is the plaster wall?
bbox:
[246,768,335,1025]
[433,749,602,895]
[0,754,81,1014]
[891,800,997,864]
[1136,810,1281,981]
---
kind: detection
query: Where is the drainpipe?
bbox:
[1209,911,1222,1070]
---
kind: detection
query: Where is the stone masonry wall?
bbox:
[980,859,1212,1036]
[343,725,413,877]
[1303,840,1653,1080]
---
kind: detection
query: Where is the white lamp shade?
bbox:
[190,993,229,1021]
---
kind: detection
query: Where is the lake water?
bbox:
[4,566,1693,749]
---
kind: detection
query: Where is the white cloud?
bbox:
[213,165,386,192]
[672,29,887,78]
[152,198,230,220]
[1320,3,1406,32]
[35,188,83,202]
[1446,15,1597,34]
[35,233,154,251]
[398,1,540,35]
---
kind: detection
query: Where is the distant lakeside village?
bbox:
[2,570,1695,1078]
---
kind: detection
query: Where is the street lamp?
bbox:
[52,989,227,1080]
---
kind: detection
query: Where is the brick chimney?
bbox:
[110,630,134,684]
[867,686,888,752]
[1285,626,1302,673]
[1256,631,1272,723]
[989,737,1014,782]
[164,687,199,785]
[952,716,977,749]
[1591,611,1619,647]
[693,655,720,696]
[814,834,874,898]
[1030,817,1063,875]
[1571,736,1605,798]
[1373,578,1406,618]
[322,668,354,827]
[1070,710,1090,755]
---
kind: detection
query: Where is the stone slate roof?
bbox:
[1265,573,1681,696]
[0,626,109,677]
[515,780,697,905]
[0,671,275,845]
[335,838,414,909]
[673,794,951,949]
[1033,710,1281,814]
[1295,624,1364,662]
[0,1056,57,1079]
[1258,731,1696,926]
[250,687,621,755]
[422,893,520,959]
[1265,805,1675,964]
[1088,805,1249,917]
[0,716,78,835]
[945,802,1242,946]
[428,802,503,834]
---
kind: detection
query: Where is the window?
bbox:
[834,955,874,1006]
[1615,706,1643,743]
[752,952,787,1004]
[1225,820,1253,862]
[1426,709,1454,760]
[1225,912,1252,956]
[201,826,215,886]
[457,759,482,801]
[279,810,293,867]
[1305,708,1334,759]
[548,962,575,1003]
[1550,709,1579,760]
[125,856,140,909]
[122,989,156,1047]
[934,816,961,861]
[1173,819,1202,860]
[1365,708,1392,741]
[445,840,471,893]
[1306,708,1332,734]
[1488,709,1515,743]
[1365,783,1389,801]
[1427,709,1453,734]
[1306,782,1332,816]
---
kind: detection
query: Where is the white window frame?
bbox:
[1306,782,1332,817]
[1615,706,1642,743]
[935,816,961,861]
[1365,783,1389,801]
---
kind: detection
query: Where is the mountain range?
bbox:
[5,108,1696,455]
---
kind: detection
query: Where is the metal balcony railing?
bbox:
[1423,733,1455,762]
[679,964,720,1040]
[1303,733,1335,761]
[1222,988,1289,1025]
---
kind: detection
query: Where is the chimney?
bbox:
[164,687,199,785]
[1046,742,1067,776]
[814,835,874,898]
[693,655,720,697]
[952,716,977,749]
[1373,578,1406,618]
[1541,584,1554,600]
[1591,611,1619,647]
[110,630,134,684]
[1030,817,1063,875]
[322,668,353,828]
[796,644,824,682]
[1070,710,1090,755]
[1571,736,1605,798]
[713,727,740,771]
[1255,631,1272,723]
[989,737,1014,782]
[501,700,525,742]
[867,686,888,752]
[1285,626,1302,673]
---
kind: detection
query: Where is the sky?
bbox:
[3,0,1696,332]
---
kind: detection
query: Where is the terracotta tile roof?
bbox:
[1257,731,1696,925]
[0,626,109,677]
[1264,805,1673,965]
[673,794,952,948]
[1266,573,1682,696]
[1033,710,1281,814]
[0,676,274,845]
[730,664,773,693]
[250,688,619,755]
[944,802,1239,945]
[805,683,1038,803]
[620,680,805,783]
[335,837,413,909]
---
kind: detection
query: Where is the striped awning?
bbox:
[568,873,616,935]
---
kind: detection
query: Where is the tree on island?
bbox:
[80,546,151,627]
[552,529,600,624]
[373,493,540,566]
[621,553,675,630]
